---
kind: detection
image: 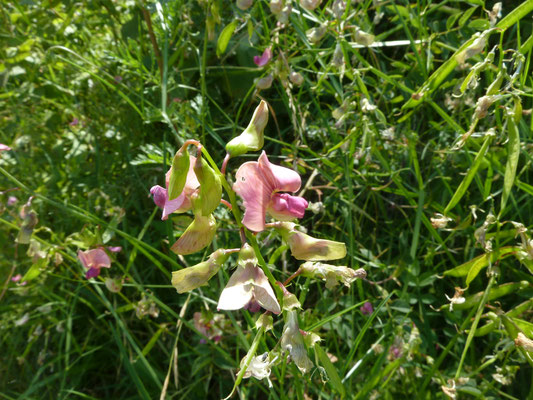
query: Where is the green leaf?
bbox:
[444,135,492,214]
[458,6,478,28]
[22,257,47,281]
[167,149,190,201]
[315,344,346,397]
[444,246,518,278]
[500,107,520,215]
[216,21,237,57]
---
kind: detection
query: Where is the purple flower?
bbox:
[360,301,373,315]
[254,48,272,67]
[107,246,122,253]
[69,118,79,127]
[7,196,17,206]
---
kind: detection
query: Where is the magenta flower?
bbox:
[233,151,308,232]
[0,144,11,152]
[11,274,22,282]
[69,118,79,127]
[77,248,111,279]
[253,48,272,67]
[360,301,373,315]
[107,246,122,253]
[150,155,200,220]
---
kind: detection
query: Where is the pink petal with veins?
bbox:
[77,249,111,280]
[258,151,301,192]
[233,161,272,232]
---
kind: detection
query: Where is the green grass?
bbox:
[1,0,533,399]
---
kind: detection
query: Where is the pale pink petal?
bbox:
[253,48,272,67]
[217,266,254,310]
[233,161,272,232]
[251,267,281,314]
[11,274,22,282]
[77,249,111,270]
[0,144,11,151]
[258,151,301,192]
[268,193,308,220]
[107,246,122,253]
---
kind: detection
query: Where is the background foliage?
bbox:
[1,0,533,399]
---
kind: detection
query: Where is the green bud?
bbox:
[168,146,191,201]
[237,243,258,268]
[170,214,216,255]
[171,249,230,293]
[193,156,222,216]
[225,100,268,157]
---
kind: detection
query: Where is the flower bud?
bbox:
[300,262,365,288]
[193,156,222,216]
[236,0,253,10]
[172,249,230,293]
[226,100,268,156]
[255,75,273,90]
[306,25,327,44]
[170,214,216,255]
[300,0,321,11]
[354,27,375,46]
[256,313,274,331]
[289,71,304,86]
[270,0,283,14]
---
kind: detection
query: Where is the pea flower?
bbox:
[360,301,373,315]
[150,155,200,220]
[217,244,281,314]
[253,48,272,67]
[77,248,111,279]
[0,144,11,151]
[233,151,308,232]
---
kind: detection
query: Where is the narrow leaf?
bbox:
[444,135,492,214]
[444,246,518,278]
[315,344,346,396]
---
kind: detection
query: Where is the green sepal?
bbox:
[194,156,222,216]
[167,148,190,201]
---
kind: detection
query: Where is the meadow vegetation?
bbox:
[1,0,533,399]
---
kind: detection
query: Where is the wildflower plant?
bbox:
[150,101,366,395]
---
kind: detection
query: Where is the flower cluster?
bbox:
[149,100,367,392]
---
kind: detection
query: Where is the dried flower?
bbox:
[237,0,253,10]
[300,262,365,288]
[281,310,313,373]
[255,75,274,90]
[445,287,466,311]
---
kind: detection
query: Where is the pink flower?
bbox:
[217,244,281,314]
[7,196,17,206]
[0,144,11,151]
[107,246,122,253]
[11,274,22,282]
[233,151,308,232]
[217,263,281,314]
[150,156,200,220]
[77,248,111,279]
[253,48,272,67]
[360,301,373,315]
[69,118,79,127]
